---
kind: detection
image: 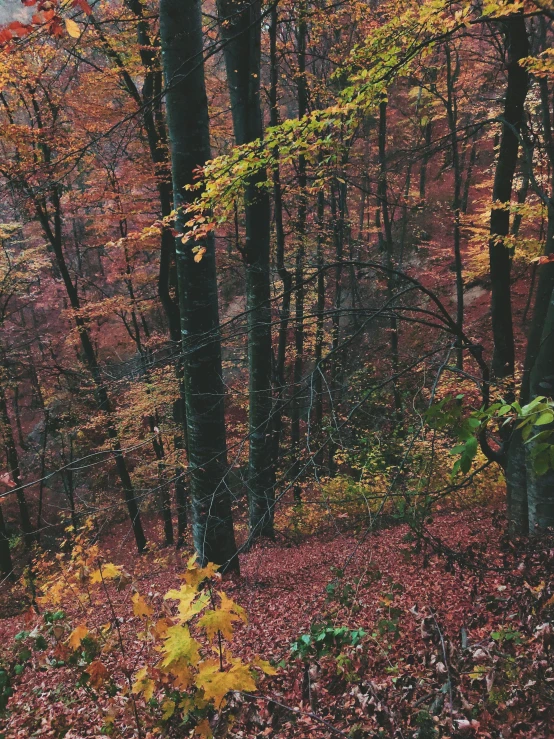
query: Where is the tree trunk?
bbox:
[291,8,308,503]
[378,100,402,412]
[0,382,33,547]
[488,13,529,379]
[0,503,13,577]
[217,0,275,538]
[526,286,554,532]
[445,43,464,370]
[160,0,238,570]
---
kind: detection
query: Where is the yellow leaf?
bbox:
[180,560,219,588]
[132,592,153,619]
[160,625,201,668]
[132,667,155,701]
[161,698,176,720]
[68,624,89,650]
[219,591,247,622]
[198,609,236,641]
[65,18,81,38]
[167,658,194,690]
[164,584,209,622]
[253,655,278,675]
[196,658,256,707]
[194,718,213,738]
[90,563,122,584]
[198,591,247,640]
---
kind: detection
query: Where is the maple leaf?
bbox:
[252,655,278,675]
[86,660,109,688]
[167,657,194,689]
[198,608,236,640]
[196,658,256,706]
[161,698,176,720]
[132,592,153,619]
[180,557,220,588]
[132,666,155,701]
[164,584,209,622]
[194,718,213,738]
[67,624,88,650]
[160,625,201,668]
[199,591,247,640]
[89,563,122,584]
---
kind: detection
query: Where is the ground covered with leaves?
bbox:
[1,507,553,739]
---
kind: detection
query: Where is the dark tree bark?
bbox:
[445,43,464,370]
[0,382,33,547]
[217,0,275,538]
[160,0,238,570]
[419,120,432,200]
[270,4,293,471]
[0,503,13,577]
[488,13,529,379]
[291,8,308,503]
[377,100,401,413]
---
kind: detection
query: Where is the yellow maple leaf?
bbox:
[132,592,153,619]
[196,658,256,707]
[68,624,89,650]
[161,698,176,721]
[199,591,247,640]
[252,655,278,675]
[198,609,236,640]
[90,563,122,584]
[167,657,194,690]
[160,625,201,668]
[132,666,155,701]
[164,584,209,622]
[180,559,220,588]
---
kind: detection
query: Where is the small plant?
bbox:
[291,622,366,661]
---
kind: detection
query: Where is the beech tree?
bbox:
[159,0,238,569]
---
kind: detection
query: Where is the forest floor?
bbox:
[1,505,553,738]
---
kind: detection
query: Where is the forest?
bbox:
[0,0,553,735]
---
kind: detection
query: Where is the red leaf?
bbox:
[0,28,13,44]
[538,254,554,265]
[8,20,30,37]
[71,0,92,14]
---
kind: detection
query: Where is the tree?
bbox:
[159,0,239,570]
[216,0,276,539]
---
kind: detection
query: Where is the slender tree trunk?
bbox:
[445,43,464,370]
[488,13,529,379]
[461,135,477,214]
[36,410,49,543]
[217,0,275,538]
[378,100,402,412]
[160,0,238,570]
[419,120,432,200]
[328,179,346,473]
[291,9,308,502]
[270,4,293,470]
[0,503,13,577]
[314,188,326,431]
[0,381,33,546]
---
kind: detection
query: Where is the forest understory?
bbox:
[1,0,554,736]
